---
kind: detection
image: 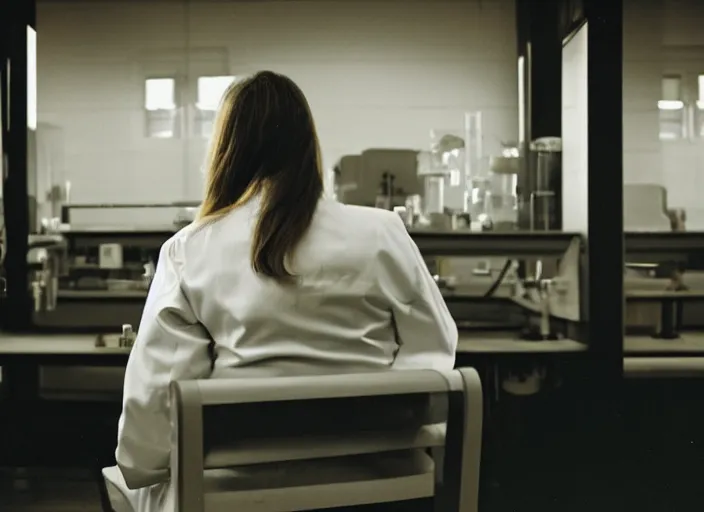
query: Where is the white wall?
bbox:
[36,0,518,227]
[623,0,663,186]
[624,0,704,228]
[661,45,704,227]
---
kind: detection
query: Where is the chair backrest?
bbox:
[169,367,483,512]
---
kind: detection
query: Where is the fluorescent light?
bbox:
[697,100,704,110]
[658,100,684,110]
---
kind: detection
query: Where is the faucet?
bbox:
[538,278,554,339]
[29,247,61,312]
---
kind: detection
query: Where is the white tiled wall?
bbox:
[36,0,518,228]
[625,0,704,228]
[664,0,704,227]
[623,0,663,186]
[661,44,704,226]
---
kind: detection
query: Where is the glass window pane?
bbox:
[147,116,174,139]
[659,109,685,140]
[145,78,176,111]
[659,76,684,140]
[145,109,178,139]
[662,76,682,101]
[196,76,235,111]
[196,110,216,139]
[697,111,704,137]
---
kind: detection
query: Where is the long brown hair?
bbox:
[198,71,324,283]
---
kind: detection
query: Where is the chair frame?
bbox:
[170,368,483,512]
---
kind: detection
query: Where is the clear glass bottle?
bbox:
[488,144,520,230]
[416,151,445,215]
[429,129,465,213]
[464,112,491,230]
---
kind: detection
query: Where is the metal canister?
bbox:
[523,137,562,231]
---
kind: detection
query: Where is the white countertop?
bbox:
[625,333,704,354]
[457,331,586,354]
[5,332,701,356]
[0,334,130,355]
[0,331,586,356]
[624,357,704,378]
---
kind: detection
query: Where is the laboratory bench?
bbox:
[0,330,587,354]
[4,330,704,404]
[12,330,683,410]
[4,331,703,512]
[0,330,588,412]
[0,333,131,358]
[458,331,586,354]
[0,330,588,402]
[0,334,129,403]
[623,333,704,379]
[0,330,607,512]
[625,332,704,356]
[0,330,591,408]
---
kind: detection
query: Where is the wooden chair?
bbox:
[103,368,483,512]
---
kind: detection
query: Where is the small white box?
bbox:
[99,243,123,269]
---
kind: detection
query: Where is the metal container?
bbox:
[519,137,562,231]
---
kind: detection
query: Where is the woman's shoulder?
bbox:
[166,221,200,250]
[317,198,404,231]
[157,220,211,266]
[314,199,409,255]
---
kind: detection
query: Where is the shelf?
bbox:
[58,289,148,300]
[62,229,174,250]
[625,232,704,254]
[409,230,581,257]
[409,231,704,257]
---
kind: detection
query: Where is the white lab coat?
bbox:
[113,196,457,511]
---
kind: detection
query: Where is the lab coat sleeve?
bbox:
[376,213,458,370]
[116,237,212,490]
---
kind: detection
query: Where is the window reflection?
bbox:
[659,75,685,140]
[195,75,235,138]
[36,1,521,227]
[144,78,177,139]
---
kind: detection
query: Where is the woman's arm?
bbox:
[116,237,212,490]
[375,212,458,370]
